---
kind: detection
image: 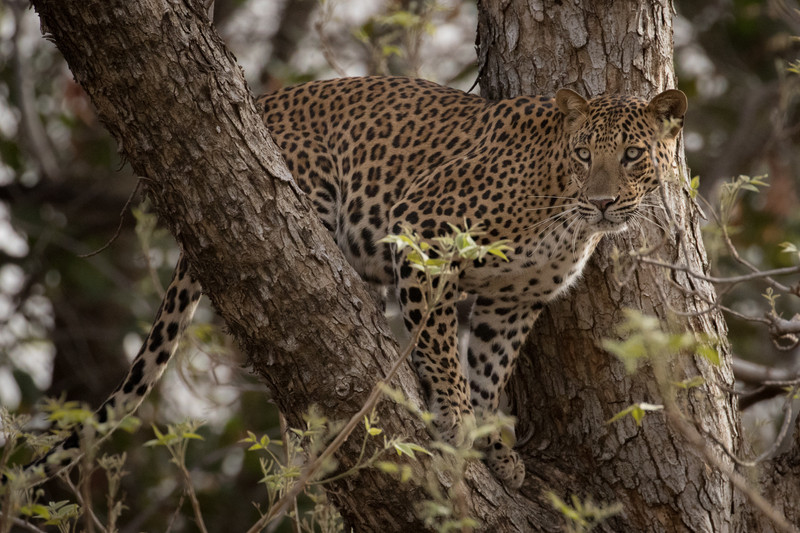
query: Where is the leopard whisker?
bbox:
[551,214,582,259]
[523,203,579,212]
[632,211,669,234]
[630,217,652,247]
[533,212,579,258]
[524,194,578,200]
[524,207,577,232]
[628,216,644,235]
[637,203,669,214]
[527,207,578,235]
[571,218,586,259]
[641,192,669,210]
[529,218,565,257]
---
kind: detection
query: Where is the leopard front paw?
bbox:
[430,402,476,449]
[485,439,525,489]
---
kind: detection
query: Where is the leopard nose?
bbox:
[589,196,618,212]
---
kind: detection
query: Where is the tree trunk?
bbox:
[476,1,793,532]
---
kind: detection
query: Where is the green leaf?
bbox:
[633,403,663,425]
[421,501,453,518]
[240,430,271,451]
[453,232,476,250]
[393,441,432,458]
[407,442,432,455]
[375,461,399,474]
[546,492,586,525]
[364,415,383,436]
[20,504,51,519]
[407,250,428,265]
[419,411,434,424]
[381,45,403,58]
[117,415,141,433]
[667,332,695,353]
[379,11,422,28]
[423,257,449,267]
[394,442,416,457]
[400,465,413,482]
[487,247,511,261]
[601,337,648,372]
[689,175,700,199]
[607,403,663,426]
[672,376,706,389]
[696,344,720,366]
[144,425,166,446]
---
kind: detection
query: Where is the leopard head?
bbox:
[556,88,687,233]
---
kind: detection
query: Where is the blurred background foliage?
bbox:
[0,0,798,531]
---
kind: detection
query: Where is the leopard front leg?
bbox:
[394,258,475,448]
[467,296,542,489]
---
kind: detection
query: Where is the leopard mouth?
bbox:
[582,212,630,233]
[598,219,629,233]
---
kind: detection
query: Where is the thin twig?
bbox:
[63,475,109,533]
[650,275,721,318]
[667,406,798,533]
[0,513,48,533]
[769,316,800,336]
[164,493,185,533]
[638,257,800,287]
[650,333,798,533]
[9,0,62,181]
[279,412,301,533]
[176,461,209,533]
[737,386,788,410]
[759,378,800,387]
[313,4,348,78]
[706,383,800,467]
[732,358,800,384]
[79,179,142,258]
[639,267,799,533]
[697,192,795,294]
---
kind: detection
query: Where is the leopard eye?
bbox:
[624,147,644,162]
[575,147,591,162]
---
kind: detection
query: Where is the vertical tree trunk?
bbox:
[477,1,741,531]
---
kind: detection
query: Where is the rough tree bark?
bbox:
[478,1,799,532]
[24,0,800,531]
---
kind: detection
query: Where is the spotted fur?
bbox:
[8,77,686,489]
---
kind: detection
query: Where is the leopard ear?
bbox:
[647,89,687,139]
[556,88,589,132]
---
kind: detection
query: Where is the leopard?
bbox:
[5,76,686,490]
